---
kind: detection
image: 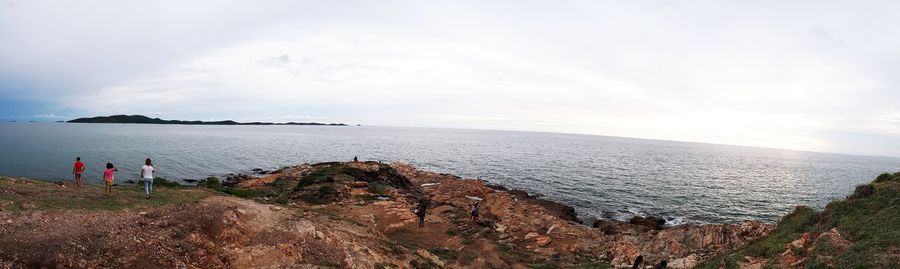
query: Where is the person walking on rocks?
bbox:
[415,199,428,228]
[470,201,481,223]
[72,157,86,189]
[631,255,643,269]
[141,158,155,199]
[103,163,118,195]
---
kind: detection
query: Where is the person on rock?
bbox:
[470,201,481,223]
[103,163,118,195]
[141,158,155,199]
[353,156,358,162]
[415,199,428,228]
[72,157,86,189]
[631,255,643,269]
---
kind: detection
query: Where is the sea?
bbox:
[1,122,897,225]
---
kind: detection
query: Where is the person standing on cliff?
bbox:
[470,201,481,223]
[415,198,428,228]
[72,157,85,189]
[141,158,155,199]
[631,255,643,269]
[103,163,118,195]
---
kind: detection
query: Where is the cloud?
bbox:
[1,0,900,156]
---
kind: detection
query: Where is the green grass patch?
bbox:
[150,177,182,188]
[695,206,819,269]
[300,184,339,204]
[741,206,819,257]
[445,229,458,237]
[296,165,367,189]
[697,172,900,269]
[495,242,512,253]
[196,176,271,199]
[428,247,459,262]
[572,262,612,269]
[367,181,391,195]
[0,177,211,212]
[460,254,476,265]
[822,180,900,268]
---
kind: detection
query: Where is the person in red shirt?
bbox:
[72,157,85,189]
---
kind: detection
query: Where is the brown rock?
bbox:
[629,216,666,230]
[610,241,641,267]
[535,236,552,247]
[348,181,368,188]
[738,256,768,269]
[668,254,698,269]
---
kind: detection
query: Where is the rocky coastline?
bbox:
[197,161,775,267]
[0,161,794,268]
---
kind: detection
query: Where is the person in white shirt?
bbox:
[141,158,155,199]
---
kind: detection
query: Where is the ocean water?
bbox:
[1,122,897,224]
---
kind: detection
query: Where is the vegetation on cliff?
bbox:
[697,172,900,268]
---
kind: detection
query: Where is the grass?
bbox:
[301,184,339,204]
[445,229,458,237]
[197,176,270,198]
[495,242,513,253]
[821,179,900,268]
[571,262,612,269]
[0,177,211,212]
[696,206,820,269]
[367,181,391,195]
[296,165,367,190]
[428,247,459,262]
[696,172,900,269]
[148,177,182,188]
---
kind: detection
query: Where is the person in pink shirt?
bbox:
[103,163,118,195]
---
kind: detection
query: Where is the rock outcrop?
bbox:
[0,162,780,268]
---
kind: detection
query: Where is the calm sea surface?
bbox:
[1,123,897,224]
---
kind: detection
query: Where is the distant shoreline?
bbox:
[67,114,348,126]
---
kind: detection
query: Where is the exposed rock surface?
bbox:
[0,162,776,268]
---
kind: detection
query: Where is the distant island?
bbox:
[67,115,347,126]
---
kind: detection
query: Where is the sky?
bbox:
[1,0,899,157]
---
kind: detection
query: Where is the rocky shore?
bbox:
[0,161,806,268]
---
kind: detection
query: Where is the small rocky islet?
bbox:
[1,162,898,268]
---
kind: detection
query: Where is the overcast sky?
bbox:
[1,0,899,157]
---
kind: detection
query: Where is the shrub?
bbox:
[849,184,874,200]
[151,177,181,188]
[302,185,339,204]
[874,173,894,183]
[445,229,458,237]
[197,176,270,198]
[297,165,366,189]
[368,182,390,195]
[739,206,819,258]
[428,247,458,261]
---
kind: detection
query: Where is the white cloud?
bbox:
[2,0,900,156]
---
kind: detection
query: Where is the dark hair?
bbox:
[106,163,113,169]
[76,157,80,161]
[145,158,152,166]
